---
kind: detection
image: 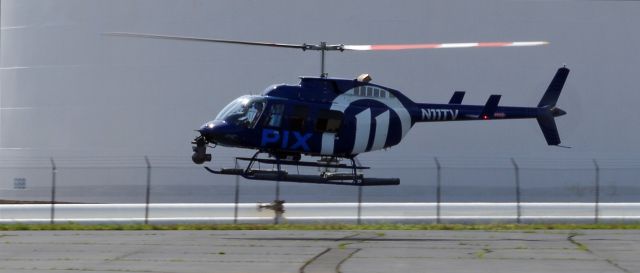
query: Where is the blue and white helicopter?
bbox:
[110,33,569,186]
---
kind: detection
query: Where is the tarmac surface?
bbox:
[1,230,639,273]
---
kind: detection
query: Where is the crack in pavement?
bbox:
[336,249,361,273]
[300,247,360,273]
[300,248,331,273]
[568,233,632,273]
[300,232,380,273]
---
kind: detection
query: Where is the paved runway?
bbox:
[1,230,638,273]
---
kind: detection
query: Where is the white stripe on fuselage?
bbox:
[352,109,371,154]
[320,132,336,155]
[370,110,390,151]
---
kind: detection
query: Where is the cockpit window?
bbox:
[215,96,265,128]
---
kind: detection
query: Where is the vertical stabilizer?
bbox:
[538,67,569,107]
[537,107,561,145]
[536,67,570,145]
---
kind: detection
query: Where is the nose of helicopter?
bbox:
[198,120,237,145]
[198,120,223,141]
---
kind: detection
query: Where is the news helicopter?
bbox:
[108,33,569,186]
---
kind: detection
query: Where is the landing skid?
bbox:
[204,151,399,186]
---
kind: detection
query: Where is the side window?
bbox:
[355,86,363,96]
[245,101,265,128]
[265,104,284,128]
[289,105,309,131]
[315,109,343,133]
[352,86,393,98]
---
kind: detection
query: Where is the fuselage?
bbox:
[198,73,566,157]
[199,77,421,157]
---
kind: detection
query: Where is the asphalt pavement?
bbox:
[1,230,638,273]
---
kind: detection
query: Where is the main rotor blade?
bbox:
[342,41,548,51]
[105,32,308,50]
[106,33,548,52]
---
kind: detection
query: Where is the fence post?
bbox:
[274,159,281,225]
[510,158,521,224]
[434,157,441,224]
[357,185,363,225]
[144,156,151,225]
[49,157,57,225]
[593,159,600,223]
[234,159,240,224]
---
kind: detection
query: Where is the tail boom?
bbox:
[412,104,538,122]
[411,66,569,145]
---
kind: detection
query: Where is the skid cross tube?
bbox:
[204,152,398,186]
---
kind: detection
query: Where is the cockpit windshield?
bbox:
[214,95,265,128]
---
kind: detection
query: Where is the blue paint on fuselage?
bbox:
[200,77,417,156]
[199,76,542,157]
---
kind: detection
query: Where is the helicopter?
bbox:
[108,33,569,186]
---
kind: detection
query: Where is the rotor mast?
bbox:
[320,42,326,78]
[302,41,344,78]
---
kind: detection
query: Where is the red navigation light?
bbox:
[482,115,489,120]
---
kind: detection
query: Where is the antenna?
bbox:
[320,42,327,78]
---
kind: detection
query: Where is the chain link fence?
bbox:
[1,155,639,224]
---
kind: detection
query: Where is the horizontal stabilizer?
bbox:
[538,67,570,107]
[480,95,501,118]
[448,91,465,104]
